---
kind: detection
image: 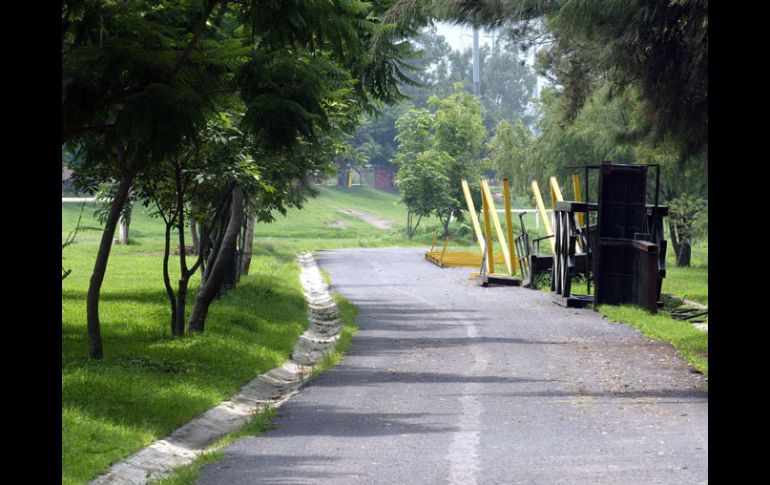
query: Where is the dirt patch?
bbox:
[337,209,394,230]
[327,219,348,228]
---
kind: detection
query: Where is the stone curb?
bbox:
[89,252,341,485]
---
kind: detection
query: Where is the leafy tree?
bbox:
[392,88,486,236]
[62,203,86,281]
[393,107,436,236]
[433,0,708,161]
[64,0,422,358]
[64,0,245,358]
[668,194,707,267]
[395,149,454,239]
[429,86,487,233]
[486,119,534,198]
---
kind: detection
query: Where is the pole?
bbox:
[472,27,480,96]
[481,181,495,274]
[531,180,555,252]
[503,179,518,274]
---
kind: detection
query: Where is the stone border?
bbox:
[89,252,341,485]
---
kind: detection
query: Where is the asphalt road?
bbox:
[199,247,707,485]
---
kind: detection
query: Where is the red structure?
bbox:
[374,165,395,190]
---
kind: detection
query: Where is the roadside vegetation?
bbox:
[62,204,310,485]
[63,196,364,483]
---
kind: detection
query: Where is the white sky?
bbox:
[432,21,546,97]
[434,22,494,51]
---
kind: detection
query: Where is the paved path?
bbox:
[199,247,707,484]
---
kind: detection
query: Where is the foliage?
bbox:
[63,0,424,358]
[668,193,707,267]
[428,86,487,227]
[392,88,486,235]
[486,119,534,197]
[344,23,538,172]
[520,84,707,213]
[435,0,708,161]
[62,203,86,280]
[395,149,454,238]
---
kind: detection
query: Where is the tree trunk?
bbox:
[173,161,187,336]
[667,219,692,267]
[115,215,129,245]
[676,238,692,267]
[188,186,245,333]
[668,219,680,258]
[162,223,178,335]
[190,217,199,255]
[406,211,413,240]
[439,212,451,238]
[240,211,255,275]
[86,167,135,359]
[200,197,230,286]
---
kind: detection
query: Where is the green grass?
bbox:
[62,188,371,485]
[62,204,310,485]
[663,240,708,305]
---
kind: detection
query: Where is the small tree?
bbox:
[487,119,534,198]
[93,182,135,245]
[668,194,706,267]
[395,149,453,239]
[62,203,86,281]
[428,86,486,235]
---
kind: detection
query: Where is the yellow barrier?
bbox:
[531,180,555,252]
[572,172,584,227]
[502,178,519,274]
[481,182,495,274]
[481,180,513,275]
[461,179,485,254]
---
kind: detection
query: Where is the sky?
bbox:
[434,22,495,51]
[432,21,546,96]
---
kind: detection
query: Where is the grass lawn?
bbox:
[662,240,708,305]
[63,204,310,485]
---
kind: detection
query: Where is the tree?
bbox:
[479,38,538,130]
[392,88,486,236]
[428,86,487,234]
[486,119,534,198]
[64,0,422,358]
[64,0,243,358]
[433,0,708,161]
[667,194,707,267]
[395,149,454,239]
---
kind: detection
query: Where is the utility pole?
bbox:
[472,27,480,96]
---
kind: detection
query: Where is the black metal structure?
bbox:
[515,212,553,288]
[551,161,668,313]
